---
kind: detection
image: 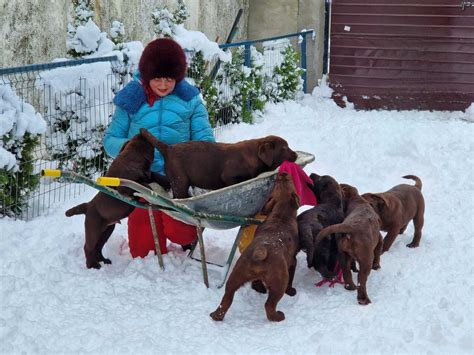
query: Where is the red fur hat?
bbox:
[139,38,187,83]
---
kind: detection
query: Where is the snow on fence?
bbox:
[0,30,314,220]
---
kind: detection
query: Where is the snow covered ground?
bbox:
[1,85,472,354]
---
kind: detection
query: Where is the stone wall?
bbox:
[0,0,249,68]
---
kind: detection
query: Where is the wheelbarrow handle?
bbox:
[41,169,61,178]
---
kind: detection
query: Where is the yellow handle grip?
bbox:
[96,177,121,187]
[41,169,61,178]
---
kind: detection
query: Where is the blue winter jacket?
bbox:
[103,76,215,174]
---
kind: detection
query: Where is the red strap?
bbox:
[315,262,344,288]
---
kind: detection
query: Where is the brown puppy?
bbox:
[315,184,383,305]
[140,128,298,198]
[362,175,425,253]
[65,131,167,269]
[297,173,344,278]
[210,172,300,322]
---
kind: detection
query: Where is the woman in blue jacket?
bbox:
[104,38,215,258]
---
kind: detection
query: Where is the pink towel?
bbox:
[278,161,317,206]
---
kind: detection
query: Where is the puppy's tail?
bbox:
[140,128,169,157]
[314,223,355,245]
[402,175,422,190]
[65,203,88,217]
[252,246,268,262]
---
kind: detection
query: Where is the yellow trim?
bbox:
[96,177,121,186]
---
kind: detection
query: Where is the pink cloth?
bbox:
[278,161,317,206]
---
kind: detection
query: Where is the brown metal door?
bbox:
[328,0,474,111]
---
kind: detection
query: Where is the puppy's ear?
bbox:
[366,193,390,211]
[340,184,358,199]
[373,193,390,210]
[261,197,276,215]
[291,191,301,209]
[258,141,274,167]
[309,173,320,183]
[119,140,131,153]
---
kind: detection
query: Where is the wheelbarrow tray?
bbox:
[135,151,315,229]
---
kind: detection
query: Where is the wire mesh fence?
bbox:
[0,56,124,220]
[0,30,313,220]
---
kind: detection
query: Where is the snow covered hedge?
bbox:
[0,85,46,217]
[206,40,304,126]
[36,61,118,176]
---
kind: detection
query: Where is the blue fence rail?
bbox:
[220,30,313,93]
[0,30,314,220]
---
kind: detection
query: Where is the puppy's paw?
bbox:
[357,296,372,305]
[406,242,419,248]
[268,311,285,322]
[372,263,381,270]
[103,258,112,265]
[210,308,225,321]
[285,287,297,296]
[87,261,101,270]
[344,283,356,291]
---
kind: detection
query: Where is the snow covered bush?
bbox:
[190,41,305,126]
[213,46,266,125]
[109,21,125,45]
[152,0,189,38]
[262,40,305,102]
[37,62,115,178]
[0,85,46,217]
[174,0,189,25]
[58,0,143,178]
[67,0,98,58]
[67,0,138,85]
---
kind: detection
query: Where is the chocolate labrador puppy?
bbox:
[140,128,298,198]
[210,172,300,322]
[65,131,168,269]
[297,173,344,278]
[362,175,425,253]
[315,184,383,305]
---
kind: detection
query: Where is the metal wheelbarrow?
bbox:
[41,151,314,288]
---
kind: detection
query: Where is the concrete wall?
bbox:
[0,0,249,68]
[0,0,71,67]
[247,0,325,91]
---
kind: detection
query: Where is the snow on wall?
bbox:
[1,0,249,68]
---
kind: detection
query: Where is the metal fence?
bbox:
[0,30,314,220]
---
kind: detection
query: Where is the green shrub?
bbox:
[0,133,40,217]
[0,84,46,218]
[265,44,305,102]
[212,46,266,125]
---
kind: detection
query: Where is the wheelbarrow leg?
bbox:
[196,222,209,288]
[148,207,165,270]
[217,225,246,289]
